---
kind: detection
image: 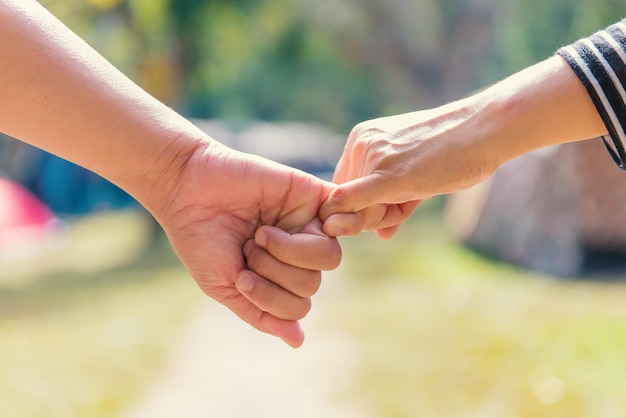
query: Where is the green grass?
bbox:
[335,209,626,418]
[0,212,202,418]
[7,208,626,418]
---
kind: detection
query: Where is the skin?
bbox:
[0,0,341,348]
[3,1,608,348]
[319,55,608,238]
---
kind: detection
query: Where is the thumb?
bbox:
[321,173,421,238]
[320,174,389,221]
[320,174,391,237]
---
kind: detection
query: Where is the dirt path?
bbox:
[124,268,371,418]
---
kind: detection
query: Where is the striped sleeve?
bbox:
[557,19,626,170]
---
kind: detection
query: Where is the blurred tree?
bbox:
[3,0,622,215]
[170,0,380,130]
[28,0,626,131]
[485,0,626,83]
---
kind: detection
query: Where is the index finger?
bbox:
[319,174,390,221]
[256,219,342,271]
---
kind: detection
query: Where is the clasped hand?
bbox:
[157,106,498,348]
[240,108,499,347]
[154,135,416,349]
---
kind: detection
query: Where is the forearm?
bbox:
[454,55,607,170]
[321,21,624,237]
[0,0,206,213]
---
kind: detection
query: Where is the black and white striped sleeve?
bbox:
[557,19,626,170]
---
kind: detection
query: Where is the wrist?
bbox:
[420,95,502,189]
[115,125,207,220]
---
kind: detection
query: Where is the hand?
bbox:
[0,1,344,349]
[320,104,499,238]
[240,218,340,325]
[320,56,610,238]
[151,141,341,348]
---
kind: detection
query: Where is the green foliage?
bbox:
[39,0,626,131]
[485,0,626,82]
[176,0,379,129]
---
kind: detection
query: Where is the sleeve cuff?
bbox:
[556,19,626,170]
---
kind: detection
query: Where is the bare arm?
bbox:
[0,0,342,348]
[0,0,199,211]
[320,55,607,237]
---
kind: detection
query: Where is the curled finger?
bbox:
[244,239,322,298]
[256,222,342,271]
[236,270,312,321]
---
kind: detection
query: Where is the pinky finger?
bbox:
[258,313,305,348]
[375,224,402,240]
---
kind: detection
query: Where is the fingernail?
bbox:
[324,222,343,238]
[256,229,268,248]
[237,273,255,293]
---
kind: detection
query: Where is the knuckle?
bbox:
[369,140,390,161]
[351,121,380,138]
[351,138,369,158]
[349,122,367,139]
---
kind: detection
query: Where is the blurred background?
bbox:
[2,0,626,417]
